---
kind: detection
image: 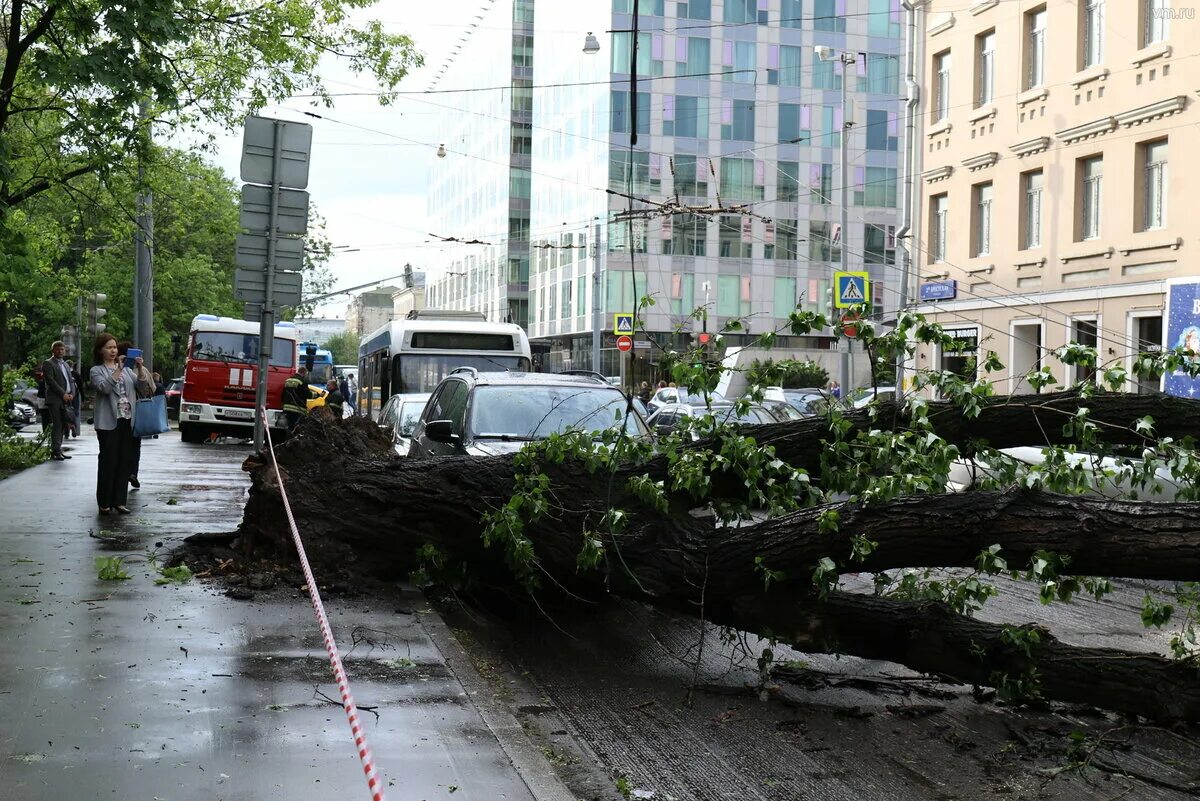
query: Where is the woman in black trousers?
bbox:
[89,334,142,514]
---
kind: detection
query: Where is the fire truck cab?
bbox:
[178,314,299,443]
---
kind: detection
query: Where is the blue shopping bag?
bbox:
[133,395,170,438]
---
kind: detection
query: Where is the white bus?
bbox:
[357,310,532,421]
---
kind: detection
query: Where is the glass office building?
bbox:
[426,0,535,328]
[531,0,904,377]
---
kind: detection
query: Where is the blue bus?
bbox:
[297,342,335,386]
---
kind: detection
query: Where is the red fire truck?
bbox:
[178,314,299,443]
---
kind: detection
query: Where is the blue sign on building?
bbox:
[1165,278,1200,398]
[919,280,957,302]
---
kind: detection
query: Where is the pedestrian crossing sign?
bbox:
[613,313,634,336]
[834,271,870,309]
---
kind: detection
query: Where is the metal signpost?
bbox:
[237,116,312,451]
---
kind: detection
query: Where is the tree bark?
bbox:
[232,412,1200,721]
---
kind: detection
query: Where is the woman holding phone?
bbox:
[90,333,143,514]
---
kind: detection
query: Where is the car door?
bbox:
[653,409,677,437]
[413,379,469,457]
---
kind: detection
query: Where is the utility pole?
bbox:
[134,98,154,373]
[591,219,602,373]
[837,52,855,394]
[252,121,285,452]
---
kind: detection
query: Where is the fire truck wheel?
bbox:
[180,424,207,444]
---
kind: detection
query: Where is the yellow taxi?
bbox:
[306,385,327,411]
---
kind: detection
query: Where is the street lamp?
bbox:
[816,46,857,394]
[582,32,600,54]
[436,143,446,158]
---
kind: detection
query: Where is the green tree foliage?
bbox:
[746,358,830,389]
[322,331,360,366]
[0,0,421,371]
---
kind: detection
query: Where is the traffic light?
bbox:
[87,293,107,339]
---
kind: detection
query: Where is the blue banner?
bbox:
[1165,279,1200,398]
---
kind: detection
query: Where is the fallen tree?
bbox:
[233,386,1200,722]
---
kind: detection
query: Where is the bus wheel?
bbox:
[180,424,207,444]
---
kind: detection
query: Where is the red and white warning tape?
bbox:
[262,409,387,801]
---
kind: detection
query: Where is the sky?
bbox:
[189,0,481,318]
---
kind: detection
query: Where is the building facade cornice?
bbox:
[1056,116,1116,145]
[1114,96,1187,128]
[923,165,954,183]
[962,152,998,171]
[1009,136,1050,157]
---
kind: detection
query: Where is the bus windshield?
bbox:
[192,332,294,368]
[306,362,333,384]
[395,354,531,394]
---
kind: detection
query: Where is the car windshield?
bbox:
[397,354,532,394]
[469,385,646,439]
[192,332,293,368]
[398,403,425,436]
[712,406,776,425]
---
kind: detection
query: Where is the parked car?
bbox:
[761,400,803,422]
[646,401,779,438]
[780,387,835,416]
[646,387,724,416]
[844,385,898,409]
[378,393,431,456]
[409,370,650,458]
[6,399,36,430]
[164,377,184,420]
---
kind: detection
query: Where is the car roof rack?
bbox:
[448,366,479,378]
[555,370,608,384]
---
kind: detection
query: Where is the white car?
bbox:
[378,393,431,456]
[947,447,1183,501]
[844,386,897,409]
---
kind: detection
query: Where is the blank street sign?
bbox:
[240,116,313,189]
[239,185,310,235]
[235,232,305,272]
[234,268,303,307]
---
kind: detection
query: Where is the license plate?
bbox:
[223,409,253,420]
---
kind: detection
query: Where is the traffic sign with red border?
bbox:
[616,335,633,352]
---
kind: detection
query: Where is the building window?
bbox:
[973,182,992,257]
[611,32,656,77]
[774,220,800,260]
[814,0,846,32]
[864,224,896,265]
[859,167,898,208]
[865,109,897,151]
[781,0,803,29]
[723,0,756,24]
[1079,156,1102,241]
[670,272,695,316]
[719,158,762,200]
[609,151,657,194]
[1023,171,1043,249]
[778,45,803,87]
[931,194,948,262]
[1133,315,1164,394]
[724,41,756,84]
[940,328,979,383]
[717,274,751,317]
[1144,0,1169,47]
[862,53,900,95]
[1026,7,1046,89]
[718,216,752,258]
[976,30,995,107]
[611,90,650,135]
[933,50,951,122]
[678,0,710,20]
[576,277,587,316]
[1071,319,1099,384]
[605,269,649,314]
[683,37,709,77]
[778,162,800,202]
[868,0,902,37]
[665,95,708,138]
[813,50,841,90]
[721,99,755,141]
[670,155,707,197]
[774,277,798,318]
[667,214,707,256]
[778,103,809,144]
[808,221,840,263]
[810,163,832,204]
[1082,0,1105,68]
[1142,139,1168,230]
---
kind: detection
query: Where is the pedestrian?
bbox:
[90,333,141,515]
[637,381,651,404]
[656,380,668,390]
[829,381,841,400]
[282,366,309,432]
[324,378,345,419]
[338,373,353,416]
[41,340,76,460]
[67,360,83,437]
[117,341,155,490]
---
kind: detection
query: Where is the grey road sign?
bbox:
[234,267,303,307]
[235,232,305,272]
[240,116,313,189]
[244,302,262,323]
[239,185,310,235]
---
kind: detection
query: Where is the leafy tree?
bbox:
[0,0,421,374]
[322,331,359,366]
[746,358,829,389]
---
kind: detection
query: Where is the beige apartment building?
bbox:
[908,0,1198,394]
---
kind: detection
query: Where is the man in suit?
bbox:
[41,341,76,460]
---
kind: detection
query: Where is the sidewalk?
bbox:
[0,427,568,800]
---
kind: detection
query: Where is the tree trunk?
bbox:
[232,412,1200,721]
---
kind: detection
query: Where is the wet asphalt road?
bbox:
[0,427,561,801]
